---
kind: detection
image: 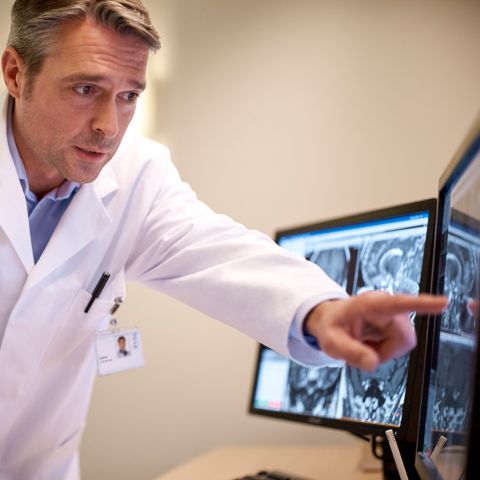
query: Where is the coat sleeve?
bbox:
[124,148,347,362]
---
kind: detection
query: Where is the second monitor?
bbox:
[249,199,436,442]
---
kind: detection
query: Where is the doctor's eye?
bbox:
[73,85,96,97]
[119,91,140,103]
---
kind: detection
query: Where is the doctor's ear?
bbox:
[2,47,28,99]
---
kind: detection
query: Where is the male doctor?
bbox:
[0,0,447,478]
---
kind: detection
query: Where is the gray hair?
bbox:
[7,0,161,81]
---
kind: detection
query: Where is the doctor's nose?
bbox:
[91,101,120,139]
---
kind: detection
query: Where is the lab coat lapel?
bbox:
[0,164,117,406]
[26,163,119,288]
[0,98,34,273]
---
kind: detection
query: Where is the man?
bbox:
[117,336,129,357]
[0,1,446,478]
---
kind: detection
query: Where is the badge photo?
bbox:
[94,327,145,376]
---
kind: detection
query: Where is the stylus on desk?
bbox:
[430,435,447,465]
[385,429,409,480]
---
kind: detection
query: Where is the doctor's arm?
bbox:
[304,292,448,371]
[124,149,447,369]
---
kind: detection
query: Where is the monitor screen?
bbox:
[249,200,436,435]
[465,306,480,480]
[416,119,480,480]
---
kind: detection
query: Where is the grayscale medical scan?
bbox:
[285,232,424,425]
[252,208,432,428]
[431,223,479,435]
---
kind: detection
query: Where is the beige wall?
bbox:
[1,1,480,479]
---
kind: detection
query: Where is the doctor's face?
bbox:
[3,18,149,191]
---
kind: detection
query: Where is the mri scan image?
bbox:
[356,235,426,296]
[429,227,479,436]
[306,247,350,290]
[278,230,428,426]
[281,354,409,426]
[431,340,475,434]
[343,355,409,425]
[305,234,426,298]
[441,233,479,336]
[284,364,342,418]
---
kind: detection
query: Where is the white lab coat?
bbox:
[0,96,345,479]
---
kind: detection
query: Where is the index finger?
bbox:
[359,293,448,318]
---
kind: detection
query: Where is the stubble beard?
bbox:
[51,133,118,184]
[51,149,114,184]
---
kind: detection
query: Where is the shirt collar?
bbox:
[6,95,80,203]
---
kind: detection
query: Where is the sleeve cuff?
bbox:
[287,292,348,367]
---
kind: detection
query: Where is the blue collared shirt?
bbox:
[7,97,80,263]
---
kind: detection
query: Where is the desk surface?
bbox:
[155,443,383,480]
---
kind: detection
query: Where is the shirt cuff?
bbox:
[287,292,348,367]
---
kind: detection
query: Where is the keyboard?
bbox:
[233,470,314,480]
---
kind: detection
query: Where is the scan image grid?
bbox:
[279,223,428,426]
[429,225,480,437]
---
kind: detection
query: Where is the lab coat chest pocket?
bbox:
[42,279,125,366]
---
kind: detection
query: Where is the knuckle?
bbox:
[358,291,380,310]
[319,331,337,354]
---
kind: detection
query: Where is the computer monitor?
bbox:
[416,116,480,480]
[249,200,436,448]
[464,309,480,480]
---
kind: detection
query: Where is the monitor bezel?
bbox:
[415,115,480,479]
[248,198,437,438]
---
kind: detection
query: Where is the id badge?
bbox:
[94,326,145,376]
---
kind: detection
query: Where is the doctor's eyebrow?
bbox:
[61,73,146,92]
